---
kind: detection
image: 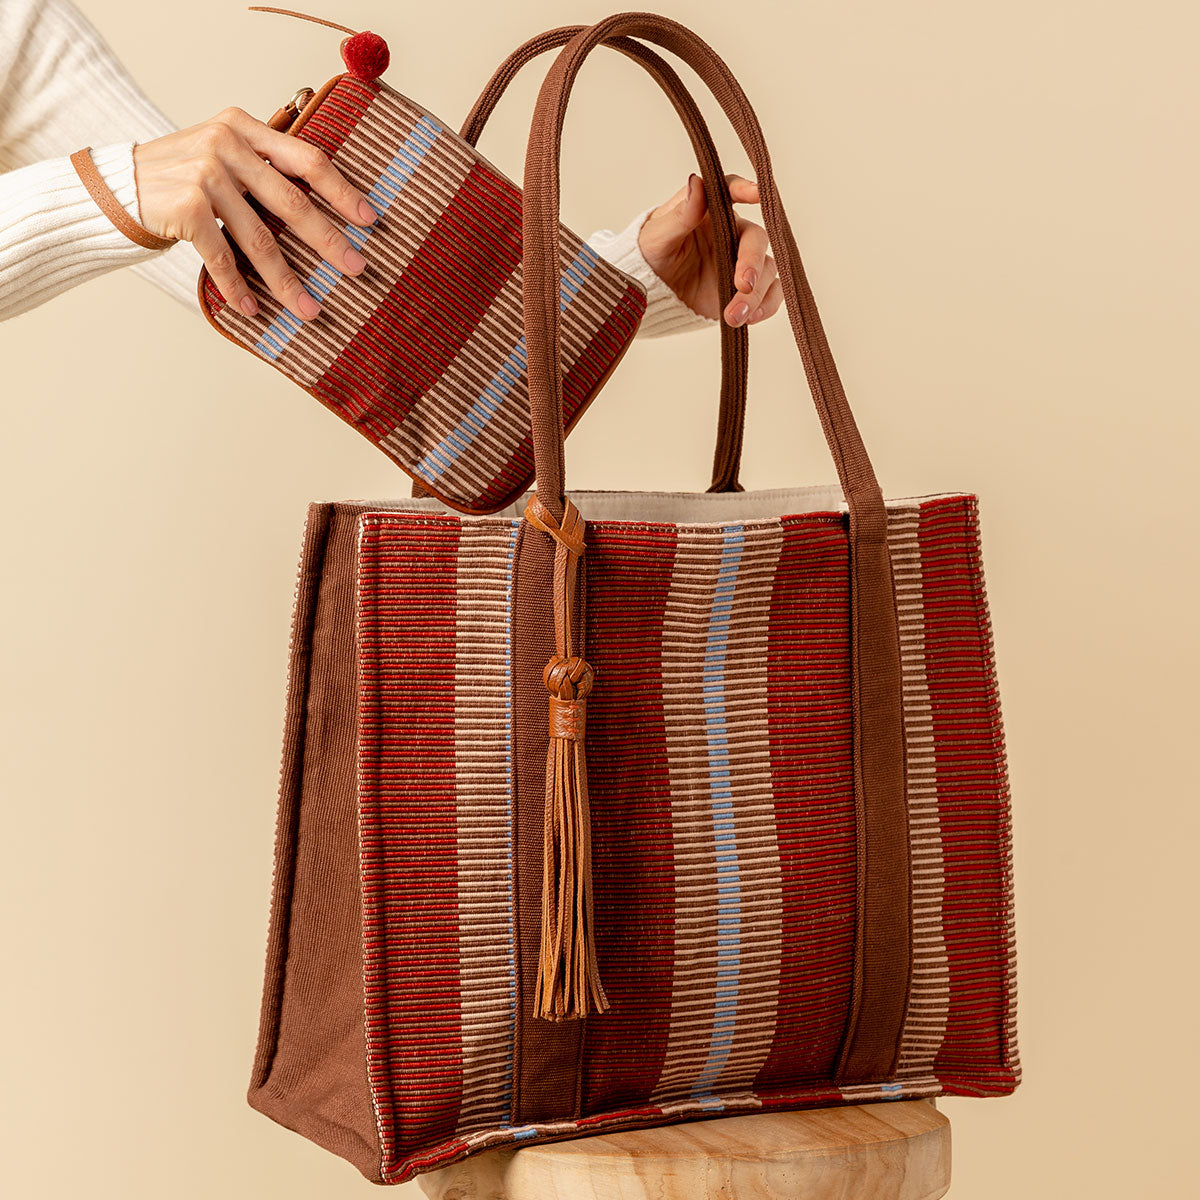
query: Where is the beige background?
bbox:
[2,1,1196,1196]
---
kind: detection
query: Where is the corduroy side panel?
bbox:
[283,491,1021,1185]
[246,504,383,1183]
[199,76,647,515]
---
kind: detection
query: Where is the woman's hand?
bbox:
[132,107,378,321]
[637,173,782,327]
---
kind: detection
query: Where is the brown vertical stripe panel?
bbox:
[510,524,583,1123]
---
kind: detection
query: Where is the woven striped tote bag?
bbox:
[245,13,1020,1186]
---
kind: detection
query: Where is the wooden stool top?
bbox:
[418,1099,950,1200]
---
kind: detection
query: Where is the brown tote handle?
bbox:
[520,13,912,1084]
[457,26,748,493]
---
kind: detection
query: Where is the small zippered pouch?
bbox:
[197,16,647,515]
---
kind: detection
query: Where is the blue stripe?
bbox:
[691,526,746,1100]
[411,242,602,484]
[253,116,442,361]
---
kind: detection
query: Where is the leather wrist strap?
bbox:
[69,145,178,251]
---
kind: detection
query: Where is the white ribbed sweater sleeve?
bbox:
[0,0,717,334]
[0,0,200,318]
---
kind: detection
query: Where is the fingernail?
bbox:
[686,173,696,202]
[343,247,367,272]
[750,306,765,323]
[731,302,750,325]
[743,267,758,291]
[240,294,258,317]
[297,290,321,319]
[358,200,378,224]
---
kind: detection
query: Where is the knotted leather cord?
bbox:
[523,494,608,1019]
[519,13,912,1083]
[409,27,749,501]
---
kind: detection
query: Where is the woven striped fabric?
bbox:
[354,490,1020,1184]
[199,75,647,514]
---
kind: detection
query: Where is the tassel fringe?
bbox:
[525,495,609,1021]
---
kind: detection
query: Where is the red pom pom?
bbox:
[340,31,390,81]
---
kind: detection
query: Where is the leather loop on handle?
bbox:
[457,27,748,493]
[520,13,912,1085]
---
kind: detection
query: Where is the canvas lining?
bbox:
[335,485,973,526]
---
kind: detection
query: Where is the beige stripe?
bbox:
[453,519,519,1128]
[651,523,784,1104]
[888,503,952,1079]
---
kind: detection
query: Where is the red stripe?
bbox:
[358,516,465,1171]
[580,522,679,1111]
[314,161,523,440]
[755,514,858,1091]
[919,497,1010,1080]
[296,78,377,159]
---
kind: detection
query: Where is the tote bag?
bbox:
[245,13,1020,1186]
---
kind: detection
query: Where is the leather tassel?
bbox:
[525,494,609,1021]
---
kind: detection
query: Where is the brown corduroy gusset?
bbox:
[514,13,912,1086]
[245,503,382,1181]
[523,493,609,1022]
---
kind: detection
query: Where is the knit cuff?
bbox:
[587,204,721,338]
[88,139,146,227]
[0,140,162,321]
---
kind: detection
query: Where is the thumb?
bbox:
[642,173,708,256]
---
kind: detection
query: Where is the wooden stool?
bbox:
[418,1099,950,1200]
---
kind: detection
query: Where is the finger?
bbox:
[211,177,322,321]
[645,172,709,251]
[641,171,763,263]
[731,216,770,296]
[725,254,778,326]
[235,145,368,278]
[747,277,783,325]
[724,173,760,206]
[190,209,260,318]
[220,106,379,228]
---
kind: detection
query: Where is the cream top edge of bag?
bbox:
[331,485,974,525]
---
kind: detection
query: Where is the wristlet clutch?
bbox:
[195,13,648,515]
